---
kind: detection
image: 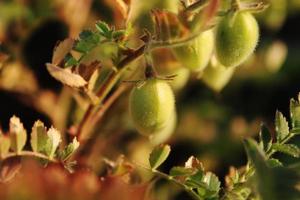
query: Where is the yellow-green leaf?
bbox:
[149,144,170,170]
[9,116,27,154]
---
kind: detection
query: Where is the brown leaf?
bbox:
[75,61,101,81]
[52,38,74,65]
[201,0,219,27]
[0,157,21,183]
[46,63,87,88]
[151,9,189,42]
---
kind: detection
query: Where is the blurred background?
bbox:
[0,0,300,199]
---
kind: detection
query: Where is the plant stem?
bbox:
[134,162,202,200]
[76,105,93,141]
[2,151,58,163]
[76,44,145,141]
[185,0,210,12]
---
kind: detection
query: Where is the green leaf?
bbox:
[258,124,272,152]
[275,111,289,142]
[30,120,48,153]
[267,158,283,168]
[46,127,61,159]
[112,30,126,40]
[272,143,300,158]
[243,138,267,174]
[149,144,170,170]
[244,139,300,200]
[95,21,111,38]
[169,166,195,177]
[185,170,205,188]
[64,54,78,67]
[74,30,101,53]
[202,172,221,198]
[58,137,79,161]
[223,186,251,200]
[0,133,10,158]
[290,96,300,130]
[9,116,27,154]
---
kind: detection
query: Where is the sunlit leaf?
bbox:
[275,111,290,142]
[169,166,195,177]
[46,63,87,88]
[202,172,221,198]
[272,143,300,158]
[290,96,300,130]
[9,116,27,154]
[46,127,61,159]
[0,132,10,158]
[58,137,79,161]
[52,38,74,65]
[30,120,48,154]
[149,144,170,170]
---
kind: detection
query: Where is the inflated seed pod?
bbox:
[172,29,214,72]
[201,56,235,92]
[129,0,178,31]
[129,78,175,136]
[150,110,176,145]
[151,48,190,91]
[216,12,259,67]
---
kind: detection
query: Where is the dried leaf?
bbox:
[46,63,87,88]
[75,61,101,81]
[52,38,74,65]
[151,9,189,42]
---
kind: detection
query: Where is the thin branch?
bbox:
[2,151,59,163]
[185,0,210,13]
[134,162,202,200]
[75,44,145,141]
[76,105,94,141]
[75,84,130,157]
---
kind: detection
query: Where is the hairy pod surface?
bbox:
[216,12,259,68]
[172,29,214,72]
[129,78,175,136]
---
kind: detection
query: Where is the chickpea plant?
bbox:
[1,0,300,200]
